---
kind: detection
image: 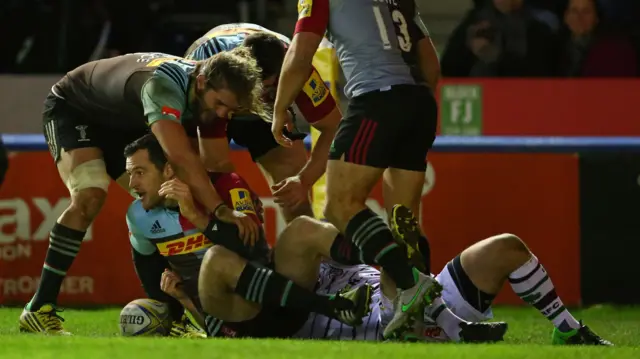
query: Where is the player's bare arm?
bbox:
[273,104,340,210]
[159,178,210,230]
[160,270,206,329]
[272,0,328,147]
[416,33,441,89]
[198,137,235,173]
[151,120,225,215]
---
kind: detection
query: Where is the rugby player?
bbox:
[184,23,341,222]
[20,48,264,334]
[124,134,372,338]
[297,232,611,346]
[272,0,441,340]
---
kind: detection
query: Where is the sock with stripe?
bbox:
[234,261,353,318]
[346,208,415,289]
[509,255,581,332]
[29,223,85,311]
[329,233,363,265]
[425,297,466,341]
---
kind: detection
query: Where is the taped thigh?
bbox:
[65,159,111,193]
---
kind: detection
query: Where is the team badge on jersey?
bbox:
[303,71,329,107]
[161,106,181,121]
[230,189,256,215]
[298,0,312,19]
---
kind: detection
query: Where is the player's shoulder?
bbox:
[150,58,196,93]
[126,200,146,227]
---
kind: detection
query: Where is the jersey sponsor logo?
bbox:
[302,71,329,107]
[161,106,181,121]
[230,188,256,215]
[150,220,166,234]
[156,233,212,256]
[298,0,312,19]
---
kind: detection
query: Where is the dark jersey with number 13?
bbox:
[295,0,429,99]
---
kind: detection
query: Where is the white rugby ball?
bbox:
[119,298,172,337]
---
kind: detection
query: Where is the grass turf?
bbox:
[0,305,638,359]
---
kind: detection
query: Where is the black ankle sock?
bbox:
[234,261,352,318]
[329,233,362,265]
[345,208,415,289]
[418,234,432,274]
[30,223,85,310]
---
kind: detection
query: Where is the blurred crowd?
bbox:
[442,0,640,77]
[0,0,284,74]
[1,0,638,77]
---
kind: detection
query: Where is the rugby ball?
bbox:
[119,298,172,337]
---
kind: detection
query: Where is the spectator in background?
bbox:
[441,0,557,77]
[555,0,637,77]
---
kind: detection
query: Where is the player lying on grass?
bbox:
[124,134,372,338]
[296,230,612,345]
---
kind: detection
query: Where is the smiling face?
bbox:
[126,149,171,210]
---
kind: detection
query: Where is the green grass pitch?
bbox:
[0,305,638,359]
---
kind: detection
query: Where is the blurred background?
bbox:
[0,0,639,307]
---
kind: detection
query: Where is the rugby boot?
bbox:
[170,314,206,339]
[383,268,443,341]
[552,322,613,346]
[332,283,373,327]
[19,304,71,335]
[389,204,427,274]
[459,321,509,343]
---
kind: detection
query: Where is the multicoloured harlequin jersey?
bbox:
[126,172,270,306]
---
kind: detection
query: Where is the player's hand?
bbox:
[214,204,258,247]
[272,175,310,211]
[161,269,188,300]
[271,109,294,148]
[159,179,206,227]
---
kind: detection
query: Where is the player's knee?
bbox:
[65,159,111,194]
[68,188,107,226]
[279,216,320,252]
[490,233,529,254]
[202,245,243,275]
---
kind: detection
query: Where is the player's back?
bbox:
[53,53,184,131]
[185,23,290,61]
[327,0,426,98]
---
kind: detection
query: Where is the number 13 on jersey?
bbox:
[373,5,412,52]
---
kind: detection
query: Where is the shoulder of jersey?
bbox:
[126,199,145,224]
[154,61,193,92]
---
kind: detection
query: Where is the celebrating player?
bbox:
[123,134,372,338]
[20,48,264,334]
[272,0,441,341]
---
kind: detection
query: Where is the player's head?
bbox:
[124,134,173,210]
[195,47,270,123]
[243,32,286,86]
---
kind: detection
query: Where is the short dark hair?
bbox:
[243,32,286,79]
[123,133,167,172]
